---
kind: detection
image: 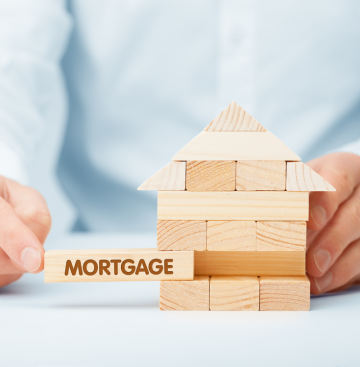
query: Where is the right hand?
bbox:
[0,176,51,287]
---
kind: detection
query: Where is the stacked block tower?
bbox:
[139,102,335,311]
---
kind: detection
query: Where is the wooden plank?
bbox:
[138,162,186,191]
[204,102,266,132]
[186,161,236,191]
[207,221,256,251]
[195,251,305,276]
[286,162,336,191]
[210,276,259,311]
[257,221,306,251]
[158,191,309,221]
[260,276,310,311]
[157,220,206,251]
[160,276,210,311]
[44,249,194,283]
[236,160,286,191]
[172,132,301,161]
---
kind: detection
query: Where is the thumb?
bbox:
[0,179,51,274]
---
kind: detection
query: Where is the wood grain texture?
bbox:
[286,162,336,191]
[204,102,266,132]
[195,251,305,276]
[186,161,236,191]
[160,276,210,311]
[44,249,194,283]
[210,276,259,311]
[158,191,309,221]
[172,132,301,161]
[207,221,256,251]
[260,276,310,311]
[138,162,186,191]
[236,160,286,191]
[257,221,306,251]
[157,220,206,251]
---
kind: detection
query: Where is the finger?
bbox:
[0,248,25,274]
[307,153,360,231]
[4,179,51,244]
[0,196,45,274]
[309,238,360,295]
[307,185,360,277]
[0,274,22,288]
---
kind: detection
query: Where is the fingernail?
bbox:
[315,272,333,292]
[314,248,331,273]
[310,205,327,228]
[21,247,41,272]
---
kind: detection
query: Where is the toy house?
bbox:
[139,102,335,311]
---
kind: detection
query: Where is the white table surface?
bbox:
[1,233,359,367]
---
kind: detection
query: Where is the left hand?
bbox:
[306,152,360,294]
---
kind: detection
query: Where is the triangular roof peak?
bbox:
[138,102,335,192]
[204,102,266,132]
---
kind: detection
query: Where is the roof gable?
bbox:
[138,102,335,192]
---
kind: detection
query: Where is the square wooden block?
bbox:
[260,276,310,311]
[157,220,206,251]
[257,221,306,251]
[210,276,259,311]
[236,160,286,191]
[186,161,236,191]
[207,221,256,251]
[160,276,210,311]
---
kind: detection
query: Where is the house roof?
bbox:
[139,102,335,192]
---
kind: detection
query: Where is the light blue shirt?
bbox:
[0,0,359,232]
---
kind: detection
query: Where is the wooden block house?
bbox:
[139,102,336,311]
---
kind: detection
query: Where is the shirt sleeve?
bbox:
[0,0,72,185]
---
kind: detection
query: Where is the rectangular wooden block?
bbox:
[236,160,286,191]
[186,161,235,191]
[160,276,210,311]
[260,276,310,311]
[207,221,256,251]
[257,221,306,251]
[172,132,301,161]
[158,191,309,221]
[210,276,259,311]
[195,251,305,276]
[157,220,206,251]
[44,249,194,283]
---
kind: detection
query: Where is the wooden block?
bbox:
[257,221,306,251]
[186,161,235,191]
[158,191,309,221]
[195,251,305,276]
[160,276,210,311]
[172,132,301,161]
[210,276,259,311]
[207,221,256,251]
[44,249,194,283]
[236,160,286,191]
[260,276,310,311]
[138,162,186,190]
[157,220,206,251]
[286,162,336,191]
[204,102,266,132]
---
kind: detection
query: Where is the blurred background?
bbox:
[3,0,359,241]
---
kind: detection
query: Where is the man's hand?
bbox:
[306,152,360,294]
[0,176,51,287]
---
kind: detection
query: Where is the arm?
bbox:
[0,0,72,286]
